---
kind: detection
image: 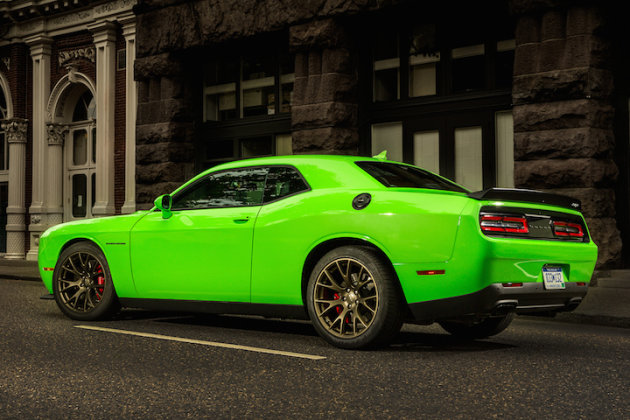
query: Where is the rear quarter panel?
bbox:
[250,187,470,305]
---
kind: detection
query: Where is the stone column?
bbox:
[25,35,53,261]
[120,16,137,214]
[511,2,621,266]
[46,123,67,226]
[289,18,359,154]
[2,118,28,260]
[88,21,117,216]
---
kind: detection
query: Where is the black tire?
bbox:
[438,312,515,340]
[306,246,404,349]
[52,241,120,321]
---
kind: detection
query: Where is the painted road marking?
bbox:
[75,325,326,360]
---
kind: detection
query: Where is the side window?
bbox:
[172,167,268,210]
[263,166,309,203]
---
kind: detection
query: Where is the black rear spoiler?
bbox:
[467,188,582,212]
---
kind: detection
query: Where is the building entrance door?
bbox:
[65,124,96,221]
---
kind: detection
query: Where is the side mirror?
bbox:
[154,194,173,219]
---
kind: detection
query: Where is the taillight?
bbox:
[480,214,529,234]
[552,221,584,238]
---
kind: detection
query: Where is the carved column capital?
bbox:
[1,118,28,144]
[46,122,68,146]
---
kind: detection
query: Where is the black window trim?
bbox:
[169,164,311,212]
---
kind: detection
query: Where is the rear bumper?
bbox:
[408,282,588,321]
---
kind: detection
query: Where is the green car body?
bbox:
[38,154,598,347]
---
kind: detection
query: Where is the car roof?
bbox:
[210,154,384,170]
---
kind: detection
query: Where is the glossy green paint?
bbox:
[38,155,598,310]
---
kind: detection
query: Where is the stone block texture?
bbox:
[512,1,622,266]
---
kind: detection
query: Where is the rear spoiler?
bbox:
[467,188,582,212]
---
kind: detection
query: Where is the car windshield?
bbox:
[356,161,468,193]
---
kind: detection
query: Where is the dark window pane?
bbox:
[243,56,274,81]
[241,136,273,158]
[73,130,87,165]
[356,161,467,193]
[91,173,96,210]
[452,48,485,93]
[92,127,96,164]
[205,60,239,85]
[72,174,87,217]
[281,83,293,114]
[206,140,234,160]
[374,31,398,61]
[496,50,514,89]
[172,168,268,210]
[374,68,398,102]
[263,166,309,203]
[0,133,5,171]
[72,90,95,122]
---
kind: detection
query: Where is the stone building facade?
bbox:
[0,0,137,260]
[132,0,628,267]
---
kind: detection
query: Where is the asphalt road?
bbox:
[1,278,628,419]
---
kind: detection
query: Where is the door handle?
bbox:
[233,217,250,224]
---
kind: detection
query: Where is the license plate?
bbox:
[542,267,565,290]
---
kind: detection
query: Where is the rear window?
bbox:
[356,161,468,193]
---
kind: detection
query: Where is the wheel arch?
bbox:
[300,237,407,307]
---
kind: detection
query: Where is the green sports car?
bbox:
[38,154,598,349]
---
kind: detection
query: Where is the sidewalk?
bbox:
[2,257,629,328]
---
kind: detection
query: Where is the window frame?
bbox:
[170,164,311,212]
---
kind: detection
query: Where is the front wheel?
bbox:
[438,312,515,340]
[306,246,403,349]
[52,242,120,321]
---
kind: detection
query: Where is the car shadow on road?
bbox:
[391,331,515,352]
[154,313,321,337]
[112,309,515,352]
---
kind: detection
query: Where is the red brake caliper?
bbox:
[333,293,350,324]
[96,265,104,300]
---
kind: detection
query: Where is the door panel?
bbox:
[130,206,260,302]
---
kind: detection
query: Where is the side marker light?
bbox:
[43,267,54,272]
[417,270,445,275]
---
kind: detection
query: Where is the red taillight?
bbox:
[502,282,523,287]
[553,221,584,237]
[480,215,529,234]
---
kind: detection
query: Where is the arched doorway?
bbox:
[65,89,96,221]
[47,72,97,223]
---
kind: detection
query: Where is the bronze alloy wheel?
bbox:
[313,257,379,338]
[56,251,107,313]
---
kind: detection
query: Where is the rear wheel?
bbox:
[52,242,119,321]
[438,312,514,339]
[306,246,403,349]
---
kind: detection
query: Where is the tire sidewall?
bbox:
[306,246,402,349]
[52,241,118,321]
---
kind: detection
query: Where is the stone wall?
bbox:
[135,55,195,209]
[289,18,359,154]
[512,1,622,266]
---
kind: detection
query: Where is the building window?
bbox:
[203,52,294,122]
[366,8,514,190]
[201,133,292,169]
[371,27,514,102]
[117,49,126,70]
